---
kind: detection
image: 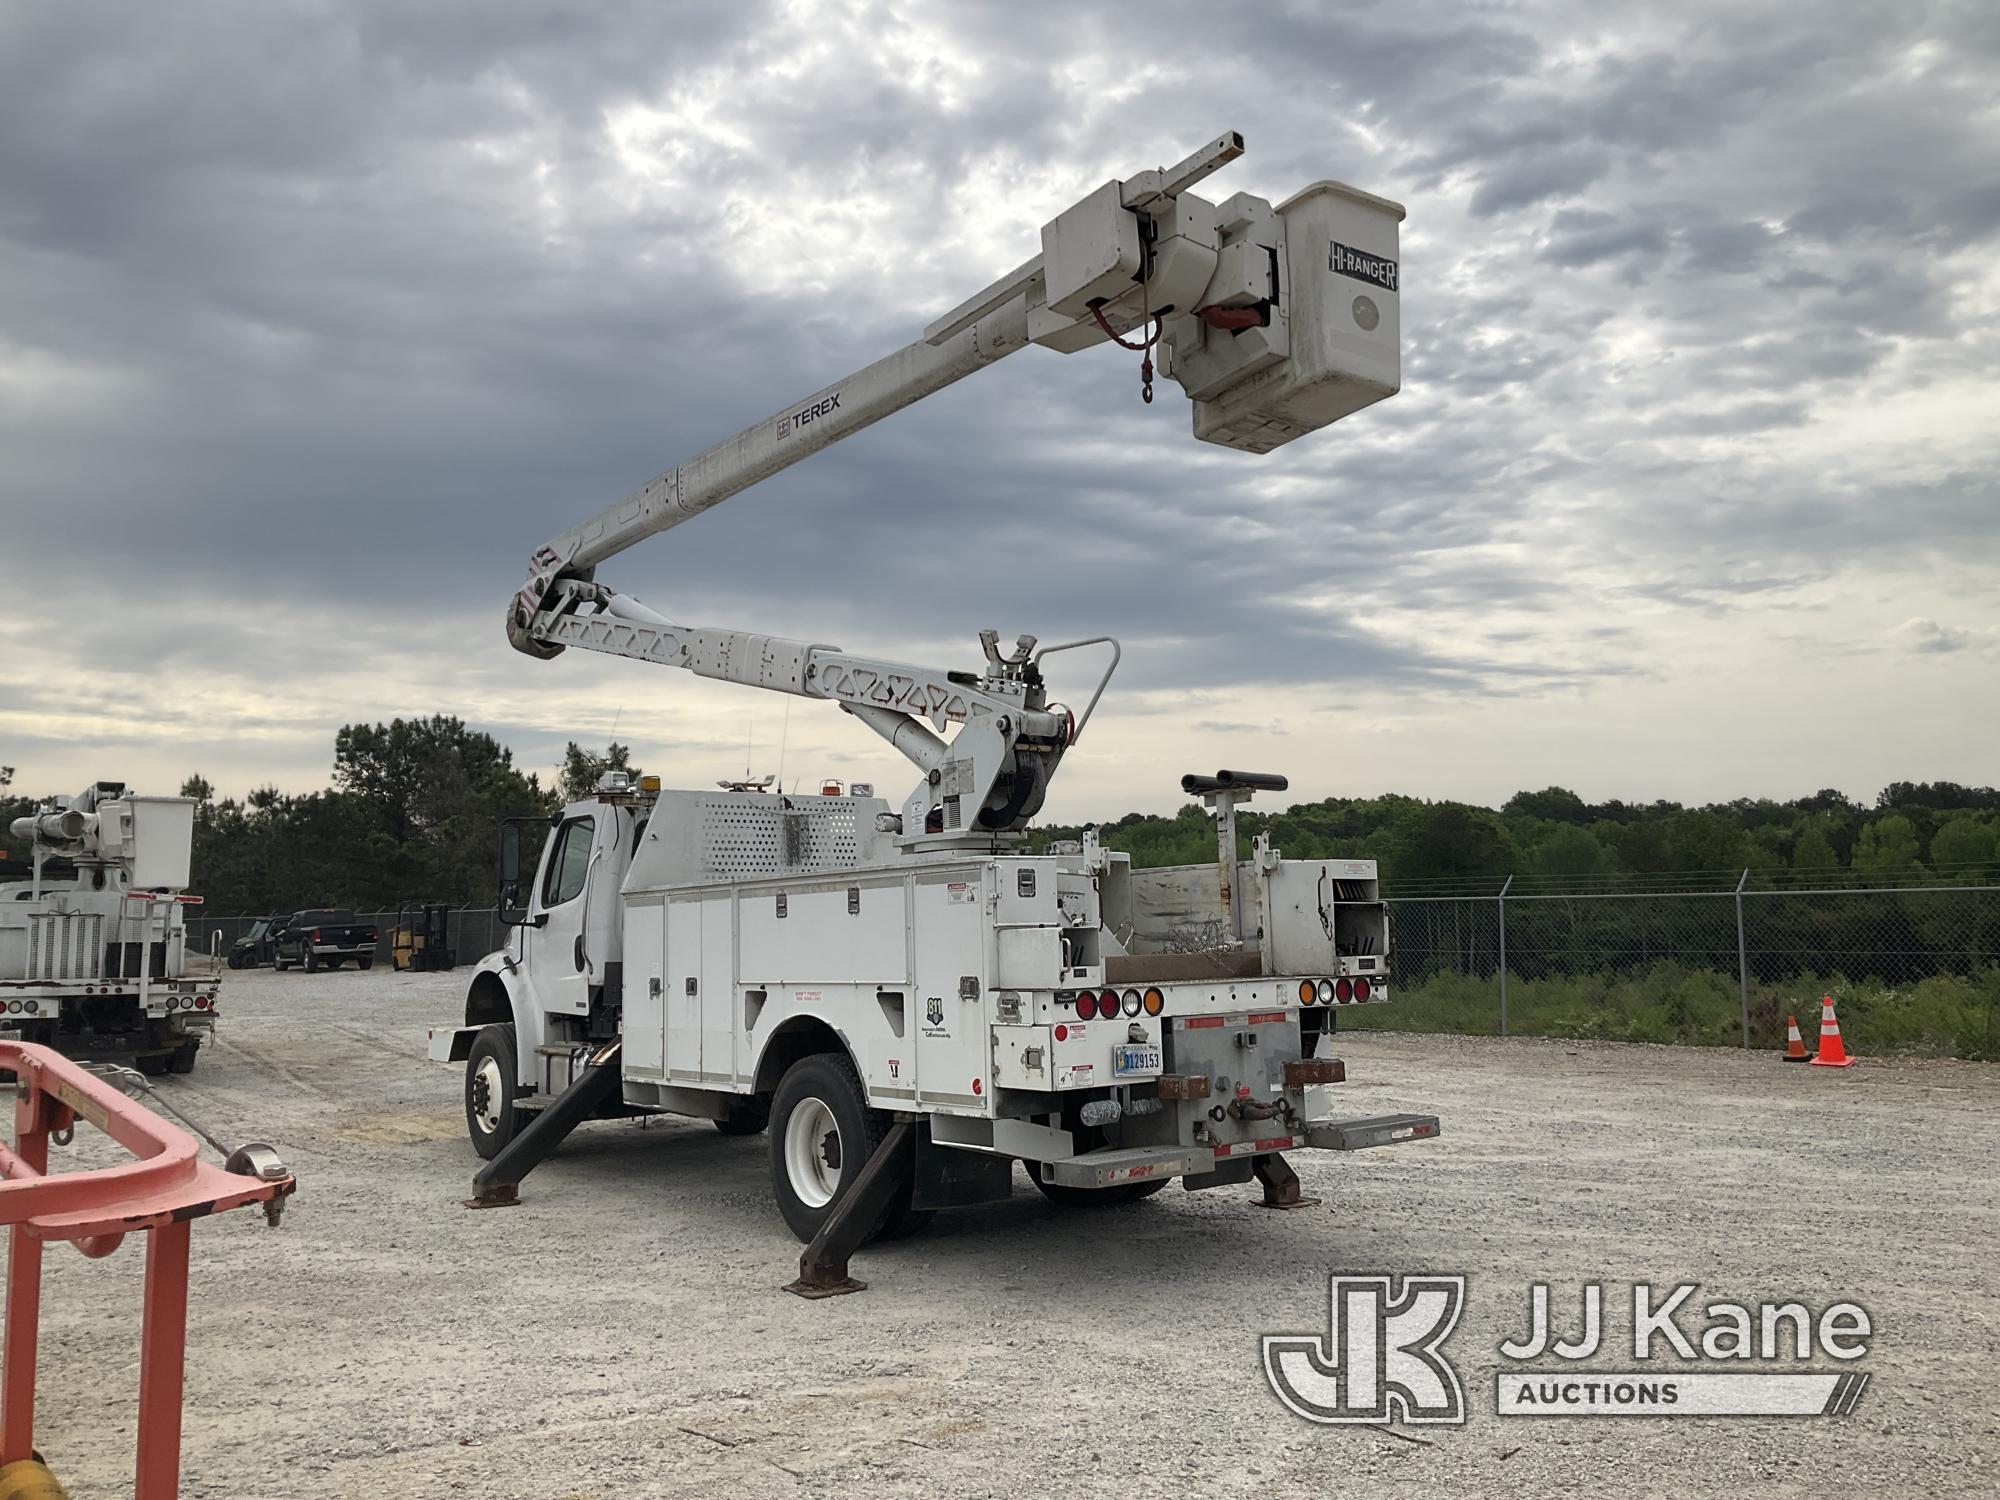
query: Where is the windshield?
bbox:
[294,909,358,926]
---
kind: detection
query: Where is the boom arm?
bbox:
[509,131,1406,845]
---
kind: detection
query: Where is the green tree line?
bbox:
[1036,783,2000,889]
[7,733,1997,911]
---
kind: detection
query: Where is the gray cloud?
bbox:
[3,0,1997,805]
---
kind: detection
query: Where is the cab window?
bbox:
[541,816,596,907]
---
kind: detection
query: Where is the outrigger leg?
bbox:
[465,1042,622,1209]
[783,1119,915,1299]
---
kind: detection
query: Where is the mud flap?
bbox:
[911,1123,1014,1210]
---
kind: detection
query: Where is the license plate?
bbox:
[1112,1044,1161,1077]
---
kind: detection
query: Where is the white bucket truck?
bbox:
[2,782,217,1074]
[427,132,1437,1293]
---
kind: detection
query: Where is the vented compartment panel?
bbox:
[27,912,104,982]
[700,799,863,882]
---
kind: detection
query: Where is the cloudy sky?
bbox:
[3,1,1996,819]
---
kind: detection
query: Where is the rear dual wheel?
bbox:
[714,1096,770,1136]
[768,1053,927,1245]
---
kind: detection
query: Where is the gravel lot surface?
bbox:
[25,964,2000,1498]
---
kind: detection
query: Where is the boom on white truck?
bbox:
[427,131,1437,1293]
[1,782,217,1074]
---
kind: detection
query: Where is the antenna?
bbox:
[775,698,792,793]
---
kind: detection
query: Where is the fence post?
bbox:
[1734,868,1751,1050]
[1497,875,1513,1037]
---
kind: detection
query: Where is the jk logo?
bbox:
[1264,1275,1467,1425]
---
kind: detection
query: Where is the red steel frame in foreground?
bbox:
[0,1041,295,1498]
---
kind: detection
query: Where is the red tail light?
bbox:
[195,996,212,1009]
[1336,977,1354,1002]
[311,929,322,942]
[366,929,378,941]
[1354,977,1372,1001]
[1074,991,1099,1020]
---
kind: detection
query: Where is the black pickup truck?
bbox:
[273,910,380,972]
[227,915,283,969]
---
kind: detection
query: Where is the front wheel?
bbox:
[465,1023,520,1161]
[768,1053,913,1244]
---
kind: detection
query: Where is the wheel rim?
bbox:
[470,1056,504,1136]
[783,1096,843,1209]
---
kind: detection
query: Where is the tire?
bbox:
[464,1023,520,1161]
[167,1043,199,1075]
[1025,1159,1164,1207]
[874,1196,934,1241]
[304,950,321,974]
[768,1052,909,1245]
[227,953,243,970]
[714,1096,771,1136]
[357,958,374,971]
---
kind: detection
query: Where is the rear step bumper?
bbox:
[1046,1146,1208,1188]
[1045,1113,1441,1187]
[1302,1113,1442,1151]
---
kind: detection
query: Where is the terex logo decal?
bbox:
[774,390,842,440]
[1329,240,1398,292]
[1264,1275,1466,1424]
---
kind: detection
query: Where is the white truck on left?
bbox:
[1,781,217,1074]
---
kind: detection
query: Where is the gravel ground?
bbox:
[22,964,2000,1498]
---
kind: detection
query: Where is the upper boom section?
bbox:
[509,131,1404,656]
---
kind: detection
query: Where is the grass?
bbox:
[1338,960,2000,1060]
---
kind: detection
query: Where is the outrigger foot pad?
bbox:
[1252,1152,1321,1210]
[782,1120,914,1299]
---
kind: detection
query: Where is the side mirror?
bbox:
[498,821,536,927]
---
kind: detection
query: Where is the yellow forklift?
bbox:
[390,902,457,972]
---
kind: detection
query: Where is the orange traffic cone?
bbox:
[1809,995,1855,1069]
[1781,1014,1811,1061]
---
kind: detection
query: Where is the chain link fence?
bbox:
[1345,876,2000,1058]
[185,876,2000,1059]
[186,907,509,973]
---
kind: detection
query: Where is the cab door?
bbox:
[530,811,600,1017]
